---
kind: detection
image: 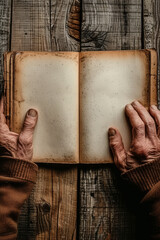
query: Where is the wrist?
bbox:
[0,156,38,183]
[121,157,160,193]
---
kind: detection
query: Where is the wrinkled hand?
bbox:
[108,101,160,173]
[0,97,38,161]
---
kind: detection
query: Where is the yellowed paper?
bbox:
[79,50,154,163]
[12,52,79,163]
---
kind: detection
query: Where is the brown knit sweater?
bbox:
[122,158,160,240]
[0,156,38,240]
[0,156,160,239]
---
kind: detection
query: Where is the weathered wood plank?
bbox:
[81,0,142,51]
[19,166,77,240]
[11,0,79,239]
[0,0,12,95]
[79,0,142,239]
[51,0,80,51]
[11,0,80,52]
[49,166,77,240]
[143,0,160,106]
[79,166,137,240]
[11,0,51,51]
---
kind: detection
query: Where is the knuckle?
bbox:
[135,122,145,131]
[19,134,32,147]
[146,119,154,128]
[117,152,126,162]
[110,140,119,149]
[130,142,148,158]
[110,142,124,157]
[24,122,35,131]
[24,117,36,129]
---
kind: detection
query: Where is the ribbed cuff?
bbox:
[121,158,160,193]
[0,156,38,183]
[0,233,17,240]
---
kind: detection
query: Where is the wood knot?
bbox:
[36,199,51,235]
[66,0,81,41]
[36,198,51,215]
[41,202,51,213]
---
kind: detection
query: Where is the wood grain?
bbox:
[79,0,142,239]
[50,0,80,51]
[66,0,81,41]
[143,0,160,106]
[0,0,12,95]
[79,165,137,240]
[11,0,51,51]
[18,166,77,240]
[81,0,142,51]
[11,0,80,52]
[11,0,79,239]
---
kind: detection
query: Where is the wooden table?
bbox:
[0,0,160,239]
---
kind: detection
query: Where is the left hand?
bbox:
[108,101,160,173]
[0,97,38,161]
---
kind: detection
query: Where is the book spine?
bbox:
[9,52,15,130]
[3,53,9,124]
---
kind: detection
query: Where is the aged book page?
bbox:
[80,50,157,163]
[11,52,79,163]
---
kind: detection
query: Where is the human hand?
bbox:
[108,101,160,173]
[0,97,38,161]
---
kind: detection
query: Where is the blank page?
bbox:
[80,50,151,163]
[12,52,79,163]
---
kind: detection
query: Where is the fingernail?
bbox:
[125,104,133,110]
[108,129,116,136]
[132,100,139,106]
[151,105,157,110]
[28,109,37,117]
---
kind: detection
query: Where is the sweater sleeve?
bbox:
[0,156,38,240]
[121,158,160,240]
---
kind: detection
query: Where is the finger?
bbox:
[108,127,127,172]
[132,101,157,139]
[0,113,7,125]
[149,105,160,137]
[125,104,145,139]
[18,109,38,146]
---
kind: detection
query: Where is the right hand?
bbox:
[108,101,160,173]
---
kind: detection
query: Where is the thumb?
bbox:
[18,109,38,146]
[108,128,127,172]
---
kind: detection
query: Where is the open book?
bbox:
[3,50,157,164]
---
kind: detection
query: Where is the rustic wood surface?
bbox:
[11,0,52,51]
[11,0,80,52]
[0,0,160,239]
[51,0,80,50]
[17,166,77,240]
[0,0,11,94]
[81,0,142,51]
[79,165,137,240]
